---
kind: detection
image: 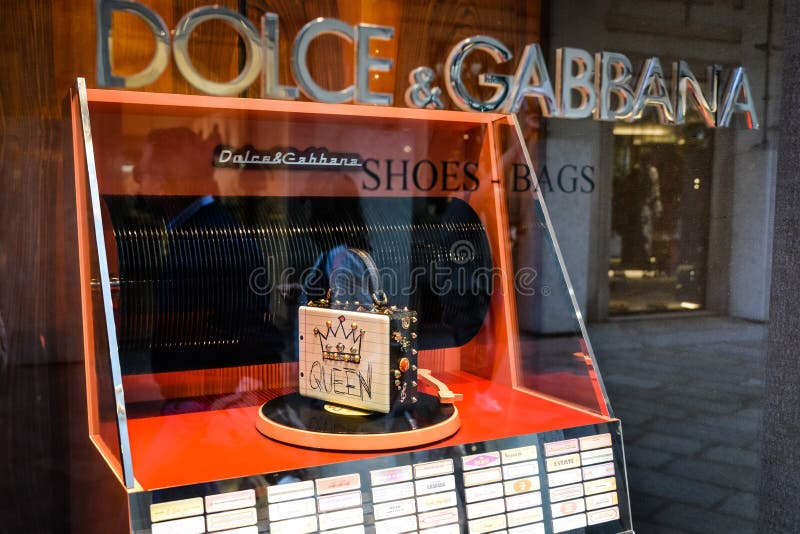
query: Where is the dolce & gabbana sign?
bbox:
[97,1,759,129]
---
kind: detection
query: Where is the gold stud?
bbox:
[411,332,417,339]
[326,320,332,328]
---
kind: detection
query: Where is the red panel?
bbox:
[128,372,610,490]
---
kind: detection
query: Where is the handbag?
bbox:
[297,248,418,413]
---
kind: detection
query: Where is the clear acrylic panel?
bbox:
[496,117,611,415]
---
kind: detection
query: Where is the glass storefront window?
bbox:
[0,1,788,532]
[609,122,714,314]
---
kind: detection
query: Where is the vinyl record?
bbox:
[104,195,493,374]
[259,392,454,437]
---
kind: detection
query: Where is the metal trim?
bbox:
[76,77,136,488]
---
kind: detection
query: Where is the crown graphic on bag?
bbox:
[297,248,418,413]
[314,315,365,364]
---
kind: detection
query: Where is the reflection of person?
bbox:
[134,126,221,195]
[303,246,377,306]
[641,162,663,262]
[122,127,277,379]
[617,157,662,269]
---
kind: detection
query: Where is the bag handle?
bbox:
[321,247,389,308]
[347,248,387,307]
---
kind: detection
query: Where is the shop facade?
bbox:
[540,0,781,323]
[0,1,792,533]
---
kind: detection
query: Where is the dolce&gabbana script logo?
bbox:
[214,145,362,170]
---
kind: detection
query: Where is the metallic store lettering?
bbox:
[354,24,395,105]
[556,47,596,119]
[215,146,361,170]
[443,39,755,128]
[673,62,719,127]
[594,51,635,121]
[97,2,757,128]
[445,35,513,112]
[630,57,674,123]
[405,66,444,109]
[172,6,263,96]
[501,43,559,115]
[261,13,299,100]
[292,17,353,103]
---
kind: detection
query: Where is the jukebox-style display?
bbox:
[69,78,633,533]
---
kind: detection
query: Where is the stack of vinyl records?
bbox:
[103,195,493,374]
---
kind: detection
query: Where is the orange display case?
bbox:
[69,79,632,534]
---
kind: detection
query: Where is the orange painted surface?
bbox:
[127,372,611,490]
[85,87,511,125]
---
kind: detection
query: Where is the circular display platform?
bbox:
[256,393,460,451]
